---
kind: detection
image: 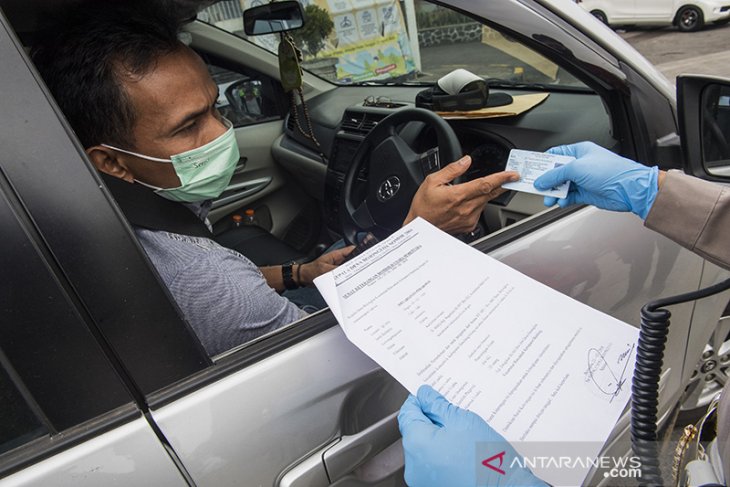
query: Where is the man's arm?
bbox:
[260,153,518,293]
[404,155,519,234]
[260,246,354,292]
[260,157,517,291]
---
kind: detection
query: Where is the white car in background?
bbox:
[576,0,730,31]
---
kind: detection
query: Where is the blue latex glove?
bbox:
[398,385,547,487]
[533,141,660,219]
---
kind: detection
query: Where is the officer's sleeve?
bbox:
[645,170,730,271]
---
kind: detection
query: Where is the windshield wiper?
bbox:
[354,79,431,87]
[357,81,398,86]
[484,78,592,92]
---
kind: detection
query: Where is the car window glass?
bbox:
[208,62,283,127]
[0,363,47,455]
[0,182,133,469]
[702,83,730,174]
[200,0,587,88]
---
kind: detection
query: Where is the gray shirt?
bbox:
[134,227,306,356]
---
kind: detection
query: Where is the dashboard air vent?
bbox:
[340,111,384,135]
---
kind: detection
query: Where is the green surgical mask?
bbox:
[103,118,240,203]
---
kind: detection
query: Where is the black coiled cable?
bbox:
[632,277,730,486]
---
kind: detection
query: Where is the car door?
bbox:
[610,0,640,22]
[633,0,674,21]
[4,2,728,487]
[0,11,195,485]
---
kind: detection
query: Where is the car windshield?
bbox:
[199,0,587,89]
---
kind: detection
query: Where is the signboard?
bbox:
[242,0,416,83]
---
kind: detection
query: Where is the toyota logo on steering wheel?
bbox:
[377,176,401,202]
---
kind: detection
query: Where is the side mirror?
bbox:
[243,1,304,36]
[678,75,730,179]
[225,79,263,117]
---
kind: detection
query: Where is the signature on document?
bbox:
[585,343,635,403]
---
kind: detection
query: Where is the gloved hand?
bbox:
[533,141,660,219]
[398,385,547,487]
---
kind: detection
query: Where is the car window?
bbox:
[0,364,47,455]
[200,0,587,88]
[207,62,284,127]
[0,181,134,473]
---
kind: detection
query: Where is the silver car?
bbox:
[1,0,728,485]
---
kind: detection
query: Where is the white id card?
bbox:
[501,149,573,199]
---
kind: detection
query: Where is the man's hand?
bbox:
[298,246,354,286]
[398,385,546,487]
[403,156,519,234]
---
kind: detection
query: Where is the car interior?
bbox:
[187,3,616,262]
[3,0,619,355]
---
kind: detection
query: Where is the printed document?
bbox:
[315,218,638,485]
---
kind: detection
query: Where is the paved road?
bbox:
[619,24,730,82]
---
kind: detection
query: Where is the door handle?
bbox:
[279,439,338,487]
[278,412,402,487]
[322,411,400,483]
[233,157,248,175]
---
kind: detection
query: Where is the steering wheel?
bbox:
[341,107,462,244]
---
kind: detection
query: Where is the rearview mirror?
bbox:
[243,1,304,36]
[678,75,730,178]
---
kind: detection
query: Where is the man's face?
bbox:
[88,46,227,188]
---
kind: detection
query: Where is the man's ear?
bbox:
[86,146,135,183]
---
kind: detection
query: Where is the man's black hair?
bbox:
[31,1,185,148]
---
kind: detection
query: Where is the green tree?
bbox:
[291,4,334,58]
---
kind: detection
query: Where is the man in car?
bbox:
[31,1,518,357]
[399,142,730,486]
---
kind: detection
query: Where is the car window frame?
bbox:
[0,8,213,476]
[0,3,211,398]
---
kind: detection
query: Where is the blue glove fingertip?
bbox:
[398,394,425,423]
[534,164,568,190]
[545,144,570,156]
[557,198,572,208]
[398,394,435,437]
[417,385,457,427]
[399,394,420,413]
[416,384,442,404]
[543,196,558,207]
